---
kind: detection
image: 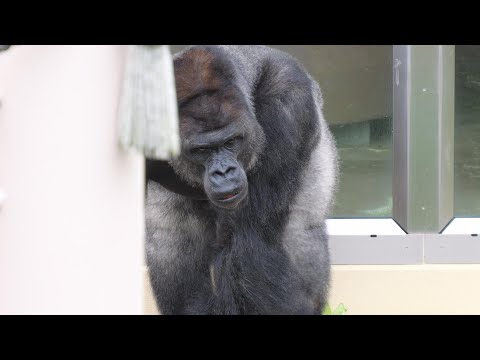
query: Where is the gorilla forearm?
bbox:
[211,230,318,314]
[147,204,319,314]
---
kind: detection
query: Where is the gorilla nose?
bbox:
[210,165,238,180]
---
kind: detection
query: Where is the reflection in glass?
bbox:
[455,45,480,216]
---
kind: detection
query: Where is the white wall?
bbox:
[0,45,145,314]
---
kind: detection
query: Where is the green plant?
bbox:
[322,303,348,315]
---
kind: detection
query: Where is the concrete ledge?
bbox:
[329,264,480,314]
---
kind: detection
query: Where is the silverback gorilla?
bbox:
[146,45,338,315]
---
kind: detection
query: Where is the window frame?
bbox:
[330,45,480,265]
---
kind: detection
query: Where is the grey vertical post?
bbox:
[393,45,455,233]
[437,46,455,229]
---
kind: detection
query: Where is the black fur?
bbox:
[146,45,337,315]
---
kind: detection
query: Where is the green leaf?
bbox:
[332,303,348,315]
[322,304,332,315]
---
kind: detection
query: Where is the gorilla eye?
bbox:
[224,137,241,149]
[192,147,209,155]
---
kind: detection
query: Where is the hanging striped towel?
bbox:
[118,45,181,160]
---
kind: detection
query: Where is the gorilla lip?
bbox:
[218,189,241,201]
[222,192,238,200]
[213,187,247,208]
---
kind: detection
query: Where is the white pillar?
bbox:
[0,45,145,314]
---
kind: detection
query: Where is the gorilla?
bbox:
[146,45,338,315]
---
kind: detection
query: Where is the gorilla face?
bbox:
[171,47,265,210]
[177,95,258,210]
[187,126,248,209]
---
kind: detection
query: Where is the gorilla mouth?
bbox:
[218,189,241,202]
[212,186,247,209]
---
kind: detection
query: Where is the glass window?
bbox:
[455,45,480,217]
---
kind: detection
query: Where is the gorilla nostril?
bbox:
[225,166,236,175]
[212,170,224,177]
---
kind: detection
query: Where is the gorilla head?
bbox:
[170,46,265,210]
